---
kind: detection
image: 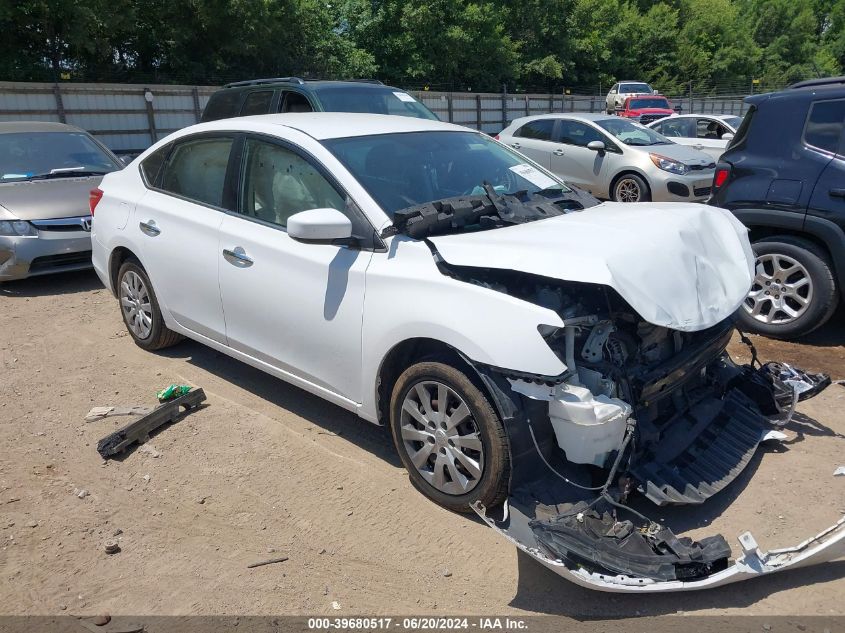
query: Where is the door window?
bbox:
[239,138,346,229]
[556,120,610,148]
[515,119,555,141]
[653,118,695,138]
[804,100,845,154]
[280,92,314,113]
[159,136,234,208]
[696,118,728,139]
[240,91,274,116]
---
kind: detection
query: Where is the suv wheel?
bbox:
[117,259,183,350]
[737,237,839,339]
[388,361,509,513]
[612,173,651,202]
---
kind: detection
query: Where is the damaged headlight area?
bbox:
[448,266,838,590]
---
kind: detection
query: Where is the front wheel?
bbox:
[611,173,651,202]
[388,362,509,513]
[736,237,839,339]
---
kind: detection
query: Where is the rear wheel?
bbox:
[389,362,509,513]
[117,259,183,350]
[611,173,651,202]
[736,237,838,339]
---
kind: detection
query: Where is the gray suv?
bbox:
[0,121,122,282]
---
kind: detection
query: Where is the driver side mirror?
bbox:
[287,208,353,243]
[586,140,606,153]
[653,89,660,95]
[722,132,735,141]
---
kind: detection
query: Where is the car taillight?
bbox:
[713,165,731,189]
[493,134,500,140]
[89,188,103,216]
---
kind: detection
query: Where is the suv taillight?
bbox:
[89,188,104,216]
[713,164,731,190]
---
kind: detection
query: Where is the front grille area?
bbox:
[694,186,712,197]
[639,114,669,125]
[689,162,716,171]
[30,216,91,232]
[28,251,92,273]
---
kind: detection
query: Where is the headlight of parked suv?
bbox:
[0,220,38,237]
[649,153,689,175]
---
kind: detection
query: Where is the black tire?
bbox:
[736,236,839,339]
[388,361,509,513]
[611,173,651,202]
[116,258,183,351]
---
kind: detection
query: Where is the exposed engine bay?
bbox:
[439,260,843,591]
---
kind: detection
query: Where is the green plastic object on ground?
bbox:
[156,384,192,403]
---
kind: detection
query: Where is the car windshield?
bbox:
[722,116,742,130]
[312,86,439,121]
[620,83,651,93]
[595,118,672,146]
[323,131,592,236]
[0,132,120,181]
[629,98,669,109]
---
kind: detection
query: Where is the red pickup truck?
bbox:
[617,95,674,125]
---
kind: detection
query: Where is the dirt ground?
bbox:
[1,270,844,617]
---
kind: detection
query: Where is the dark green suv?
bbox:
[201,78,439,122]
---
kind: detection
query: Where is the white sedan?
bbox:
[90,113,843,592]
[647,113,742,160]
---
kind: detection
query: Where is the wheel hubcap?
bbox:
[399,381,484,496]
[743,253,813,325]
[616,178,641,202]
[119,270,153,339]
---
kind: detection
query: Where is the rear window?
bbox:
[201,90,241,122]
[240,90,274,116]
[804,99,845,154]
[628,97,669,109]
[516,119,555,141]
[312,86,439,120]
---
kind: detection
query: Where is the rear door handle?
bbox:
[510,142,521,149]
[222,246,254,267]
[139,220,160,236]
[830,188,845,198]
[553,148,565,156]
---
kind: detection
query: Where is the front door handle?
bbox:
[222,246,254,267]
[139,220,160,236]
[510,142,521,149]
[830,188,845,198]
[553,148,565,156]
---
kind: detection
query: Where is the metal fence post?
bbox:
[53,83,66,123]
[524,95,529,116]
[476,94,482,130]
[143,87,158,144]
[501,84,507,130]
[447,92,453,123]
[191,86,201,122]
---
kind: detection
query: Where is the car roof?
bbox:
[0,121,82,134]
[188,112,466,140]
[618,80,650,84]
[222,79,399,91]
[662,114,737,120]
[509,113,616,126]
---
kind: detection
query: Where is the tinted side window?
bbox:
[160,137,233,208]
[239,138,345,229]
[557,121,607,147]
[696,118,727,139]
[654,118,695,138]
[201,90,241,122]
[804,100,845,154]
[140,143,170,186]
[516,119,555,141]
[240,91,274,116]
[281,91,314,113]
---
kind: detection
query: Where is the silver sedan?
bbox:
[0,121,122,282]
[497,113,716,203]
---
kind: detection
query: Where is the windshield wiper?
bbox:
[29,168,110,180]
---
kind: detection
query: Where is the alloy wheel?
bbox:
[743,253,813,324]
[616,178,642,202]
[399,381,484,496]
[120,270,153,339]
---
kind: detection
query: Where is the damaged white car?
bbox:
[90,113,844,592]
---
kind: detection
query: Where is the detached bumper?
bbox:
[0,230,92,281]
[477,505,845,593]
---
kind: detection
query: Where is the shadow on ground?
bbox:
[0,269,102,297]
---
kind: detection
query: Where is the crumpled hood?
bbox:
[0,176,104,221]
[428,202,755,331]
[645,142,714,166]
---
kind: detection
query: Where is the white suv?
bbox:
[90,113,841,592]
[605,80,655,113]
